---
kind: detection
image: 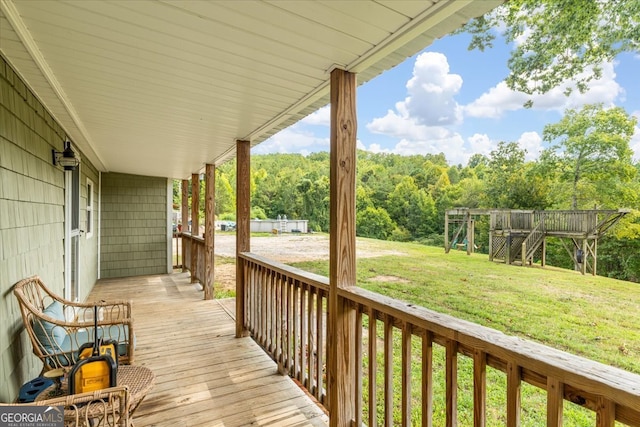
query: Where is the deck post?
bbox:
[190,173,200,283]
[444,211,449,252]
[236,139,251,337]
[204,163,215,300]
[181,179,189,271]
[328,67,357,427]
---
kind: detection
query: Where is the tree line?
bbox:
[177,103,640,282]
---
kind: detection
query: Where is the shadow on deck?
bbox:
[89,271,328,427]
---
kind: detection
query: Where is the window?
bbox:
[86,178,94,238]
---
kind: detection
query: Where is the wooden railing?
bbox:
[181,233,206,284]
[491,210,535,231]
[239,252,640,426]
[534,211,599,234]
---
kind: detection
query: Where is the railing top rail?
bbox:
[181,232,205,243]
[339,285,640,411]
[239,252,330,292]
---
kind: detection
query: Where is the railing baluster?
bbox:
[422,330,433,427]
[308,287,316,393]
[261,266,267,347]
[300,281,308,385]
[446,340,458,427]
[293,279,300,380]
[316,289,325,405]
[274,272,282,372]
[285,277,292,376]
[369,307,378,427]
[473,349,486,427]
[507,362,521,427]
[401,323,412,426]
[384,314,394,427]
[267,270,274,352]
[546,377,563,426]
[596,396,615,427]
[355,305,363,427]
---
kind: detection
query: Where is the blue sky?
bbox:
[254,32,640,166]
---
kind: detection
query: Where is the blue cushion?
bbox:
[47,326,133,366]
[32,301,66,351]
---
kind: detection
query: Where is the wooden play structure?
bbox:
[445,208,630,275]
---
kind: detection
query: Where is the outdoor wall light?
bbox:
[52,139,80,170]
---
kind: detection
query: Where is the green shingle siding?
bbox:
[0,54,98,402]
[100,173,168,279]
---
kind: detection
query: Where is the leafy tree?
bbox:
[215,170,235,216]
[484,141,526,207]
[461,0,640,98]
[387,177,437,238]
[356,206,395,240]
[542,104,637,209]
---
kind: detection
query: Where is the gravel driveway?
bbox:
[209,233,406,291]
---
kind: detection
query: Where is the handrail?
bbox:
[239,252,640,426]
[521,217,545,265]
[181,233,206,285]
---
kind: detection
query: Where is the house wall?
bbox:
[0,55,99,401]
[100,173,170,278]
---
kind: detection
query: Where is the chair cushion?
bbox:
[32,301,66,351]
[49,326,133,366]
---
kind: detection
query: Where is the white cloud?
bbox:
[518,131,544,161]
[360,123,469,165]
[631,111,640,162]
[253,126,329,155]
[467,133,497,157]
[301,106,330,126]
[364,52,468,162]
[464,62,623,118]
[402,52,463,126]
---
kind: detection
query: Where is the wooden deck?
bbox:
[89,271,328,427]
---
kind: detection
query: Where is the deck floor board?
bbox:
[88,272,328,426]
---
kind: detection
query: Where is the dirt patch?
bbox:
[369,275,410,283]
[210,234,408,293]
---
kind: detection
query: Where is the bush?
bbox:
[356,206,395,240]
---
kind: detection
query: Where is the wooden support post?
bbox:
[592,238,598,276]
[466,214,472,256]
[581,239,587,275]
[328,67,357,427]
[190,173,200,283]
[181,179,189,272]
[488,229,494,262]
[236,140,251,337]
[444,212,449,253]
[203,164,215,300]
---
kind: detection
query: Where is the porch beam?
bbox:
[328,67,357,427]
[181,179,189,272]
[190,173,200,283]
[204,164,215,300]
[236,139,251,337]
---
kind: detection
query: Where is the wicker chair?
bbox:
[13,276,135,371]
[1,386,131,427]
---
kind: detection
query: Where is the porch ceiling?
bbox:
[0,0,500,179]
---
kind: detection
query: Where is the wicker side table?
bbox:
[36,365,155,423]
